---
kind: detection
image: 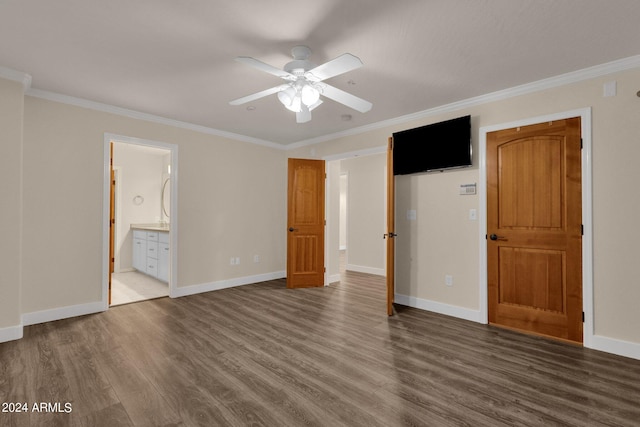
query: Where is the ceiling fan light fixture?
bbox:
[278,82,319,113]
[277,85,302,112]
[301,83,320,106]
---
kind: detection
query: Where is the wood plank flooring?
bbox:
[1,271,640,426]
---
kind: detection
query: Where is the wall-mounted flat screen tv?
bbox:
[392,115,472,175]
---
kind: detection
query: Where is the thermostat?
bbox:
[459,183,476,195]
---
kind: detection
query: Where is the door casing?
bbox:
[102,133,179,310]
[478,108,593,347]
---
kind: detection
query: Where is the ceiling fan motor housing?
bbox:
[284,45,316,74]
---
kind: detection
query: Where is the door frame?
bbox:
[101,133,179,310]
[478,107,593,347]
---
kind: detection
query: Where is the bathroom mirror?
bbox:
[162,177,170,218]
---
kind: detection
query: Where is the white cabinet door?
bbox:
[158,242,169,283]
[132,238,147,273]
[132,230,169,282]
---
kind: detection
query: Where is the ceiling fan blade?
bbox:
[229,85,283,105]
[321,84,372,113]
[305,53,363,82]
[235,57,295,80]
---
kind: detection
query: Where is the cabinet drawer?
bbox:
[133,230,146,240]
[147,241,159,259]
[146,258,158,277]
[146,231,159,242]
[158,243,169,283]
[132,238,147,273]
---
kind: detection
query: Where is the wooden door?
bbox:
[386,137,396,315]
[487,117,582,343]
[287,158,325,288]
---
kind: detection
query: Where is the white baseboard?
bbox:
[589,334,640,361]
[396,294,640,361]
[394,293,483,323]
[346,264,385,276]
[0,323,24,343]
[172,271,286,298]
[328,274,341,284]
[22,301,106,326]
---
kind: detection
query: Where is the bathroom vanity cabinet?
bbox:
[132,227,169,283]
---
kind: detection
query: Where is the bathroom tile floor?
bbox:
[110,271,169,306]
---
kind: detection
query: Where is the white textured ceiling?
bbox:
[1,0,640,146]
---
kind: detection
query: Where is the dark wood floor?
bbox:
[1,271,640,427]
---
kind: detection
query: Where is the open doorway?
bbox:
[103,134,178,309]
[326,148,387,284]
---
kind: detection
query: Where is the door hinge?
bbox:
[580,138,583,149]
[581,224,584,235]
[582,312,585,322]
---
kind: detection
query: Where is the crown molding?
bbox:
[24,88,284,150]
[13,54,640,151]
[0,66,32,90]
[287,54,640,149]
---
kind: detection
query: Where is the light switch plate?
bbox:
[604,81,617,97]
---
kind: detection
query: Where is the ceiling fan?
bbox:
[229,45,372,123]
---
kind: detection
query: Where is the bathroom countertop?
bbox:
[130,223,170,232]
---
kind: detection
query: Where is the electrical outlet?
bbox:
[253,255,260,263]
[445,275,453,286]
[235,257,240,265]
[230,257,235,265]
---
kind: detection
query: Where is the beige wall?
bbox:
[20,96,287,315]
[0,78,24,332]
[289,67,640,347]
